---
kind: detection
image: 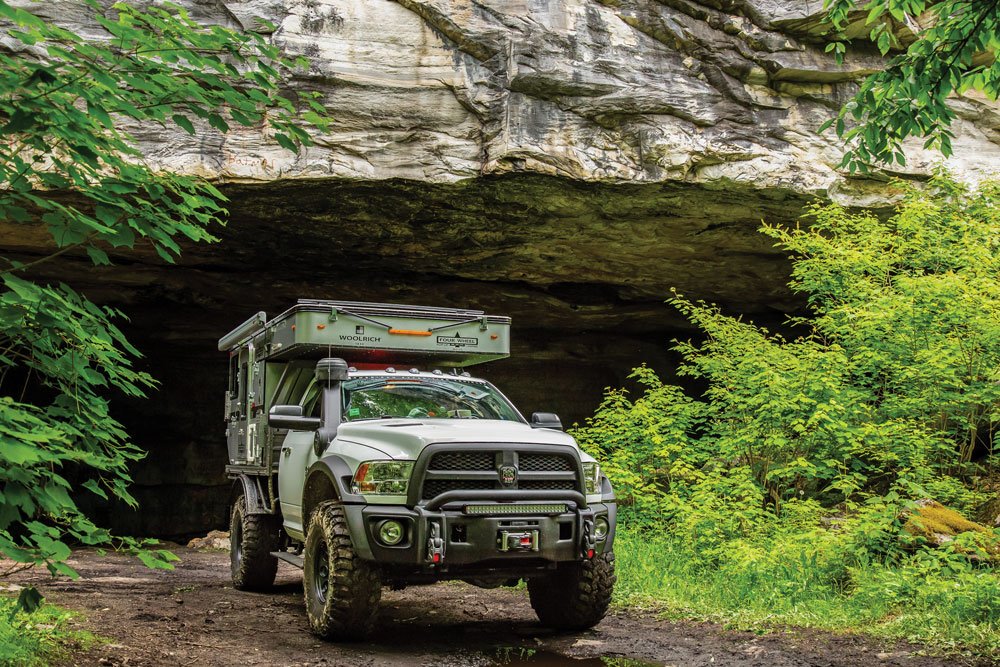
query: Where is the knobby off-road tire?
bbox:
[528,551,616,631]
[230,495,280,591]
[303,501,381,641]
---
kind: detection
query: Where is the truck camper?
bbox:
[219,300,617,640]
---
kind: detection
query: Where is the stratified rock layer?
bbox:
[123,0,1000,200]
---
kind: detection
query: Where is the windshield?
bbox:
[342,377,523,422]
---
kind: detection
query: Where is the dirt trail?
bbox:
[5,548,991,666]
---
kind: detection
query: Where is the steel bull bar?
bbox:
[424,489,588,511]
[419,488,599,565]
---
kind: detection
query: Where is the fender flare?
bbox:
[303,456,365,507]
[230,474,270,515]
[302,456,372,559]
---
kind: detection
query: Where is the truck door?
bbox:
[277,379,323,537]
[225,350,248,463]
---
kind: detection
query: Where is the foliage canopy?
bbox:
[0,0,328,576]
[823,0,1000,171]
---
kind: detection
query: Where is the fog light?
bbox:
[377,520,404,546]
[594,517,609,540]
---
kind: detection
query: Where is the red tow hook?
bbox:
[582,518,597,559]
[427,522,444,565]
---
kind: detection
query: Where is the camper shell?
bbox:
[219,300,616,641]
[221,300,511,471]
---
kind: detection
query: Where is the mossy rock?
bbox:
[904,500,990,540]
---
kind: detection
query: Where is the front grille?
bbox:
[419,447,580,501]
[519,453,573,471]
[428,451,493,471]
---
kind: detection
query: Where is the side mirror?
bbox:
[530,412,563,430]
[269,404,321,431]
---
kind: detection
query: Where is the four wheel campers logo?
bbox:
[437,332,479,348]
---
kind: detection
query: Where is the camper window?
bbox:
[301,381,322,418]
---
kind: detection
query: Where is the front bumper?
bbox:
[344,490,616,569]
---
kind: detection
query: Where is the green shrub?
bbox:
[577,172,1000,654]
[0,0,329,576]
[0,596,95,666]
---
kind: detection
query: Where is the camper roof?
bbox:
[218,300,511,367]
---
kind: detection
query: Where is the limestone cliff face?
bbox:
[120,0,1000,204]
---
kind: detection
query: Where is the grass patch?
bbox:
[612,528,1000,658]
[0,593,99,666]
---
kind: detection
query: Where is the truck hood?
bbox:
[335,418,581,461]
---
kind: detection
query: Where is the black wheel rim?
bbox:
[231,514,243,571]
[312,541,330,605]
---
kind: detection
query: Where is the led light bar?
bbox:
[463,503,568,516]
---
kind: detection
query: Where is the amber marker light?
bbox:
[388,329,432,336]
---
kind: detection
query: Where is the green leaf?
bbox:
[82,479,108,500]
[2,110,35,133]
[171,114,195,134]
[207,113,229,132]
[88,102,113,128]
[15,587,44,614]
[86,245,111,265]
[274,132,297,152]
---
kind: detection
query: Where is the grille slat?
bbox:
[519,453,574,472]
[422,479,495,498]
[519,480,576,491]
[428,451,494,471]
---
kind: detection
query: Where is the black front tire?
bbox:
[303,501,381,641]
[230,495,280,591]
[528,551,616,631]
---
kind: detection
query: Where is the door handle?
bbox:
[282,447,291,457]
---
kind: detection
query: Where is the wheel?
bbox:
[230,495,279,591]
[528,551,616,631]
[303,501,381,640]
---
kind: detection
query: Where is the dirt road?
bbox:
[5,547,989,666]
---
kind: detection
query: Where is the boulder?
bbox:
[903,499,994,550]
[186,530,232,551]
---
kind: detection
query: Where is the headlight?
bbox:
[582,462,601,495]
[351,460,414,495]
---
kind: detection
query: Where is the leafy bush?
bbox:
[577,172,1000,652]
[0,595,95,666]
[0,0,329,575]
